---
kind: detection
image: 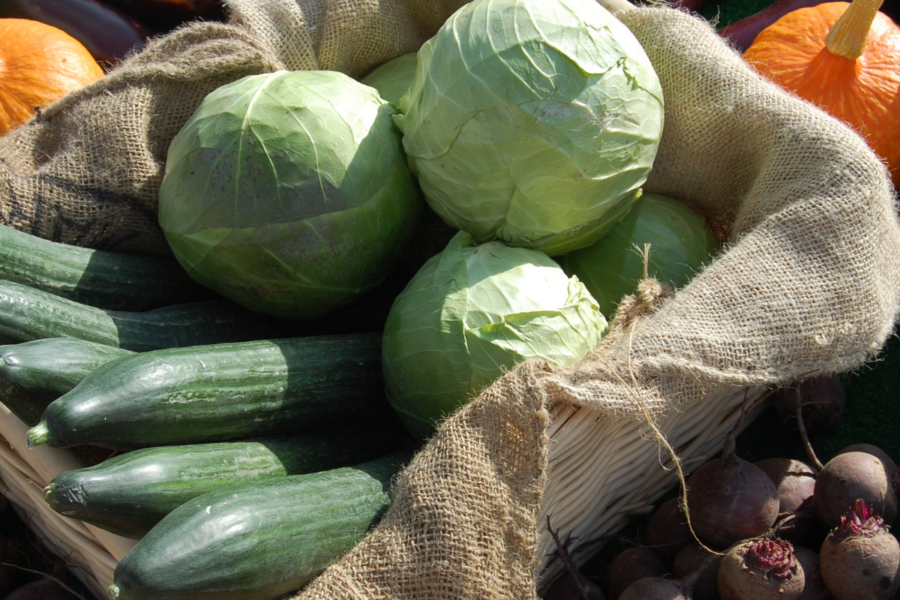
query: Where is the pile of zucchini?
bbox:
[0,225,415,600]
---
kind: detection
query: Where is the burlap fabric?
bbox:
[0,0,898,598]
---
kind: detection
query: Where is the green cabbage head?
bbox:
[560,193,720,320]
[395,0,665,256]
[360,53,418,108]
[158,70,422,319]
[383,232,608,440]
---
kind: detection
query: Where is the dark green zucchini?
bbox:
[44,426,410,538]
[0,224,213,311]
[110,452,408,600]
[0,280,302,351]
[27,334,388,449]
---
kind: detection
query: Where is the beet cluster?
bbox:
[541,376,899,600]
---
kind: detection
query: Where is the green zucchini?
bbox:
[27,333,388,450]
[109,452,407,600]
[44,426,410,538]
[0,280,301,351]
[0,224,214,311]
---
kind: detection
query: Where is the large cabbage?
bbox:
[560,193,721,319]
[158,70,423,319]
[360,53,417,108]
[395,0,665,256]
[383,232,608,440]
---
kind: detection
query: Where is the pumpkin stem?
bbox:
[825,0,884,60]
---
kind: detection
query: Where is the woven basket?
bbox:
[0,403,134,600]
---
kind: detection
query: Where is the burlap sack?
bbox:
[1,0,898,598]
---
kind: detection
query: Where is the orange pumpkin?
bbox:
[0,18,104,136]
[743,0,900,187]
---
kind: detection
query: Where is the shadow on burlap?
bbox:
[0,0,898,598]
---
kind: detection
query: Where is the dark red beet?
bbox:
[792,546,835,600]
[814,452,898,528]
[673,543,722,600]
[772,376,845,435]
[718,537,805,600]
[686,452,780,548]
[837,445,897,473]
[643,498,694,565]
[618,577,689,600]
[606,547,669,600]
[820,500,900,600]
[755,458,817,514]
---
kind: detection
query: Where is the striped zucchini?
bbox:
[110,452,408,600]
[27,333,388,450]
[0,280,301,351]
[0,338,133,425]
[44,427,410,538]
[0,224,213,310]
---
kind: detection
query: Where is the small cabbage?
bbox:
[158,70,422,319]
[395,0,664,256]
[383,232,608,440]
[360,53,418,108]
[560,193,721,319]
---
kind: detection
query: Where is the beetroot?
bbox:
[672,543,722,600]
[772,376,845,435]
[617,577,689,600]
[605,547,669,600]
[718,537,805,600]
[686,436,780,548]
[819,500,900,600]
[757,457,828,548]
[814,451,898,528]
[756,458,817,514]
[792,546,834,600]
[837,444,897,473]
[643,498,694,564]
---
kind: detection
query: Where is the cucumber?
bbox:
[109,452,408,600]
[0,224,214,310]
[27,333,388,449]
[44,426,410,538]
[2,337,134,395]
[1,381,47,426]
[0,280,302,351]
[1,338,133,425]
